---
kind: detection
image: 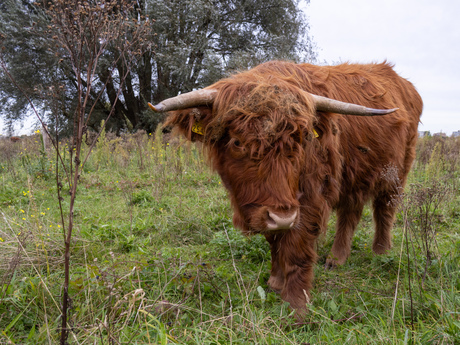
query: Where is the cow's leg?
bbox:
[372,195,396,254]
[326,203,364,268]
[264,234,284,292]
[277,229,317,310]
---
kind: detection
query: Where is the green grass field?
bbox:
[1,131,459,344]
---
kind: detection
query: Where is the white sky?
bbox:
[303,0,460,135]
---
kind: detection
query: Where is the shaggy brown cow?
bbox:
[149,61,423,310]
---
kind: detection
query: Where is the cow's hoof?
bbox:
[372,242,391,255]
[324,258,338,270]
[325,254,347,270]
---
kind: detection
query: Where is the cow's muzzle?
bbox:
[266,209,298,230]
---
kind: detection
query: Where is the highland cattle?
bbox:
[149,61,423,310]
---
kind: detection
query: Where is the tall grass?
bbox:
[0,133,459,344]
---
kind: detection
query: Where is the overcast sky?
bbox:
[303,0,460,135]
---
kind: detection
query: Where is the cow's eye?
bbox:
[227,138,247,158]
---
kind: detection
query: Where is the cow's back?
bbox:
[300,62,422,204]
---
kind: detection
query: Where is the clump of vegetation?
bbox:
[0,133,459,344]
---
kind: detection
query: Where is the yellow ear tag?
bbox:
[192,121,204,135]
[313,128,319,138]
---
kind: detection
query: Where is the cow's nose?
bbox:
[266,209,298,230]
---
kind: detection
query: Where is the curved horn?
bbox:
[148,89,217,112]
[310,94,398,116]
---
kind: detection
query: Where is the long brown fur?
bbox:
[164,61,423,311]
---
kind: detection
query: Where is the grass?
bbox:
[0,132,459,344]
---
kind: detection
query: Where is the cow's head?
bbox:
[149,73,397,234]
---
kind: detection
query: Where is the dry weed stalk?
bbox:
[1,1,152,343]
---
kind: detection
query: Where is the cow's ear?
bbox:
[163,106,213,142]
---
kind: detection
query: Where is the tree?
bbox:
[0,0,316,135]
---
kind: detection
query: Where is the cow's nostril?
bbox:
[266,212,277,228]
[266,209,298,230]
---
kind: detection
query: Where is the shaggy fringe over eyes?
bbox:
[204,73,317,148]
